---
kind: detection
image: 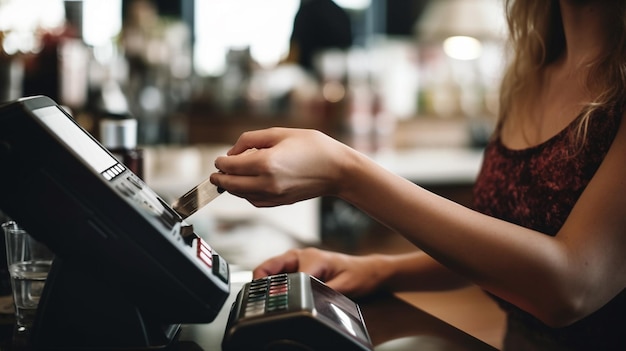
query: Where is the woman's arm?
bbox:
[333,119,626,327]
[212,118,626,327]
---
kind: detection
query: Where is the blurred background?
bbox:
[0,0,506,145]
[0,0,507,267]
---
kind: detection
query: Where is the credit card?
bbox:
[171,177,222,219]
[172,148,255,219]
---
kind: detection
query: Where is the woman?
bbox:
[210,0,626,349]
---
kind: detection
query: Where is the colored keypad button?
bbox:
[243,274,291,318]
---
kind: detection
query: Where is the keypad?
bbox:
[244,274,289,318]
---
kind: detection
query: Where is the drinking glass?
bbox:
[2,221,54,331]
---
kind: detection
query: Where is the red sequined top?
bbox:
[473,107,625,350]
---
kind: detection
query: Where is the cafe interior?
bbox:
[0,0,510,350]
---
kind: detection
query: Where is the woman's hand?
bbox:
[252,247,389,298]
[211,127,355,207]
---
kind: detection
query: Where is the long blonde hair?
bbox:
[498,0,626,143]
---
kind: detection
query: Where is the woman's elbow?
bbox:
[531,292,596,328]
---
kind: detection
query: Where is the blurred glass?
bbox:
[2,221,54,332]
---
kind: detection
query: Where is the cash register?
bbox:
[0,96,230,350]
[0,96,373,351]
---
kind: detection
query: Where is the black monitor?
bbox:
[0,96,230,350]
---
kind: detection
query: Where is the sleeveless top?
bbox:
[473,107,625,350]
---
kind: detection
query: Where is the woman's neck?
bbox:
[500,1,613,149]
[558,0,611,67]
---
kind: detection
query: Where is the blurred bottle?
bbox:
[99,114,144,179]
[97,78,144,179]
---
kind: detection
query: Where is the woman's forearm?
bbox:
[377,251,471,292]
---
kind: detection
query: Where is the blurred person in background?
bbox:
[211,0,626,349]
[286,0,352,74]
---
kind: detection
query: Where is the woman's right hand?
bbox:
[252,248,390,298]
[211,128,357,208]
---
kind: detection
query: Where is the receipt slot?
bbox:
[0,96,230,350]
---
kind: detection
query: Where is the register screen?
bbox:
[32,106,118,174]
